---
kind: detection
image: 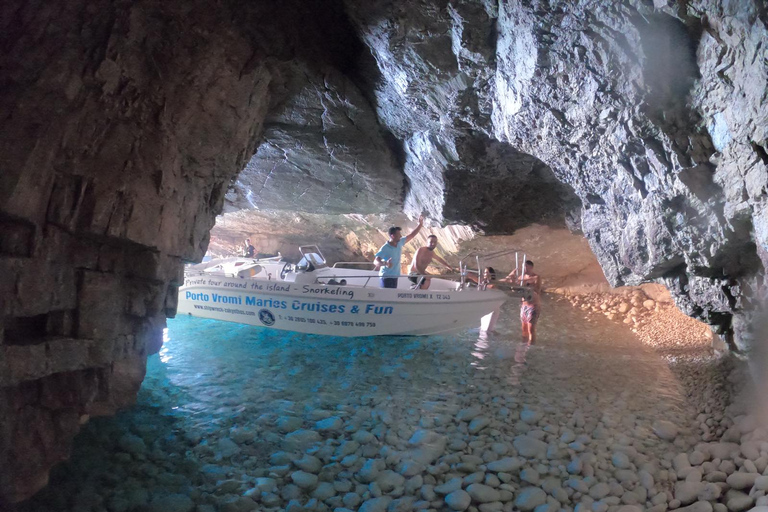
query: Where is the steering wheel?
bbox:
[280,263,291,280]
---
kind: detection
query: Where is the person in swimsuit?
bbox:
[466,266,497,290]
[407,235,454,289]
[501,260,541,345]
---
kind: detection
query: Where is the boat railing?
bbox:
[310,272,531,298]
[332,261,376,268]
[312,271,498,291]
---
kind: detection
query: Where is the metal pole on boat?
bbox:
[521,253,526,286]
[476,256,480,288]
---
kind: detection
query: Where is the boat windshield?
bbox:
[296,252,327,271]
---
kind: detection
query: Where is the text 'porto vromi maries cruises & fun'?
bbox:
[175,246,533,337]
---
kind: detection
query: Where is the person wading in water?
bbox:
[501,260,541,345]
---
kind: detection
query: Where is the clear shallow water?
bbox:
[21,296,697,511]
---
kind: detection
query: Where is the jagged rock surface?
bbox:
[342,0,767,343]
[224,62,403,215]
[1,0,767,504]
[0,0,272,503]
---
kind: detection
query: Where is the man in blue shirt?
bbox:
[374,216,424,288]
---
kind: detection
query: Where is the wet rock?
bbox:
[486,457,524,473]
[652,420,679,441]
[293,454,322,473]
[520,408,543,425]
[726,492,754,512]
[358,459,383,483]
[707,443,741,460]
[436,478,464,495]
[376,470,405,493]
[315,416,343,432]
[457,406,483,422]
[283,429,321,451]
[520,468,540,485]
[343,492,362,508]
[354,431,375,444]
[312,482,336,500]
[148,493,195,512]
[676,482,706,505]
[445,489,472,511]
[612,452,631,469]
[689,451,707,466]
[290,471,318,489]
[515,487,547,511]
[514,436,548,459]
[469,416,491,434]
[678,502,713,512]
[217,438,242,459]
[699,483,722,501]
[220,496,258,512]
[117,434,147,456]
[358,496,393,512]
[727,473,759,490]
[616,506,643,512]
[589,483,611,500]
[466,483,501,503]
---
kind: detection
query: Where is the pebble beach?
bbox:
[19,292,766,512]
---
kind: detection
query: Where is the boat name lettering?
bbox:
[291,300,346,314]
[397,292,433,299]
[184,291,243,304]
[302,285,354,299]
[186,291,209,301]
[212,293,242,304]
[245,297,287,309]
[364,304,393,315]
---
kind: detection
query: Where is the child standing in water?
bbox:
[501,260,541,345]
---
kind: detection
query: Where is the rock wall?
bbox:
[2,0,767,504]
[0,0,273,502]
[224,62,404,215]
[209,210,475,275]
[340,0,767,346]
[487,0,768,347]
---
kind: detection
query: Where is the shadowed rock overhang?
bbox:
[1,0,766,504]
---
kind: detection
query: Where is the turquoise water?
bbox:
[20,296,696,511]
[148,317,480,422]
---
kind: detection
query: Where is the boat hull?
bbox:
[176,274,506,337]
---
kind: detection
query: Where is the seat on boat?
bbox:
[236,264,263,278]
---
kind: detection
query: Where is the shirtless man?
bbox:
[501,260,541,345]
[407,235,454,289]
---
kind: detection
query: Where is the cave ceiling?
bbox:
[223,0,767,342]
[1,0,767,502]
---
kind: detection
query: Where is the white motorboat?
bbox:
[175,246,531,337]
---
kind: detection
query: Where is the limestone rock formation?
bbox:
[0,0,272,502]
[1,0,767,504]
[342,0,767,344]
[224,62,403,215]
